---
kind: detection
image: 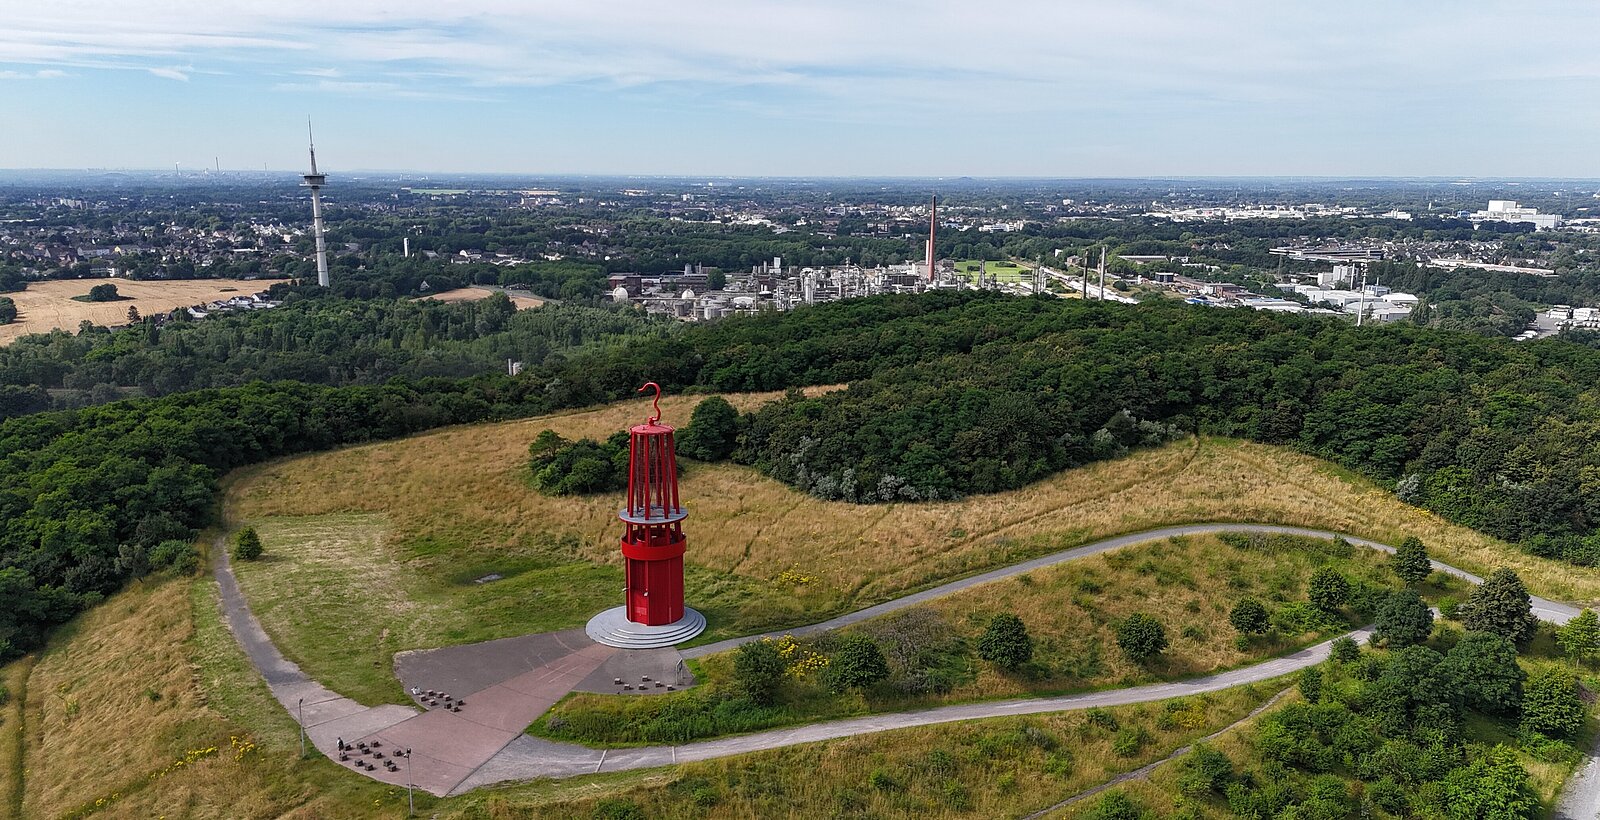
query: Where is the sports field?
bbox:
[0,278,277,344]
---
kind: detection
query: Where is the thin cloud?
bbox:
[0,68,66,79]
[147,66,190,81]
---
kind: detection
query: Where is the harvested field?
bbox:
[0,278,280,344]
[417,286,545,309]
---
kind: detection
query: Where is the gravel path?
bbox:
[212,523,1587,801]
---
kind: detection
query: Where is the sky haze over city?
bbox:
[2,1,1598,176]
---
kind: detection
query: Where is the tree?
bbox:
[676,396,740,462]
[1374,589,1434,647]
[87,283,120,302]
[1307,567,1350,615]
[1439,631,1524,715]
[1461,568,1536,645]
[977,613,1033,669]
[0,296,15,324]
[1229,598,1270,636]
[1116,613,1168,663]
[826,635,889,693]
[733,640,785,706]
[1393,536,1432,587]
[1330,636,1360,664]
[1298,666,1322,703]
[1556,608,1600,667]
[126,305,141,324]
[231,527,263,561]
[1521,668,1586,738]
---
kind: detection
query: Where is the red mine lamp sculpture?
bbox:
[586,383,707,648]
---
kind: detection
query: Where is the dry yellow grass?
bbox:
[416,286,546,309]
[452,682,1285,819]
[0,278,274,344]
[226,400,1600,612]
[0,656,29,819]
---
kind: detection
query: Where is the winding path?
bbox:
[211,524,1585,799]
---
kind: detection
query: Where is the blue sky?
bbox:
[2,1,1598,176]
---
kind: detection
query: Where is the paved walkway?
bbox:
[212,525,1586,799]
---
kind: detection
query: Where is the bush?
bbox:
[149,540,200,574]
[1298,666,1322,704]
[1086,790,1146,820]
[733,640,785,706]
[826,635,889,693]
[1111,726,1149,757]
[529,430,629,496]
[1373,589,1433,647]
[977,613,1033,669]
[1439,631,1524,716]
[592,798,645,820]
[1085,707,1119,731]
[1307,567,1350,615]
[231,527,263,561]
[676,396,741,461]
[1329,636,1360,663]
[1521,668,1586,739]
[1177,743,1234,796]
[86,283,120,302]
[1116,613,1168,663]
[1229,598,1270,636]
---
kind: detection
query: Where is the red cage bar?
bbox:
[619,384,688,626]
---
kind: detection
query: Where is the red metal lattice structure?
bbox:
[619,382,687,626]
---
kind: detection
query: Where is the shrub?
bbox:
[1329,636,1360,663]
[1460,568,1536,645]
[1373,589,1433,648]
[150,540,200,574]
[1439,631,1524,716]
[1116,613,1168,663]
[977,613,1033,669]
[867,768,898,792]
[1176,743,1234,796]
[1229,598,1270,635]
[1521,668,1586,739]
[592,798,645,820]
[528,430,629,496]
[1085,707,1119,731]
[1556,608,1600,666]
[1440,745,1538,819]
[676,396,741,461]
[733,640,785,706]
[1112,726,1149,757]
[825,635,889,693]
[1307,567,1350,615]
[1086,790,1146,820]
[1298,666,1322,704]
[1393,536,1432,586]
[231,527,263,561]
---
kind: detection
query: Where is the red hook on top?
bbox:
[638,382,662,425]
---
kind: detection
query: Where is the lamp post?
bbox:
[406,748,414,816]
[297,697,305,758]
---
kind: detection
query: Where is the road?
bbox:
[213,523,1586,800]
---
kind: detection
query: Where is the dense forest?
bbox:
[9,291,1600,660]
[0,293,671,417]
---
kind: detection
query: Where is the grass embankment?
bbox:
[537,533,1462,746]
[0,567,418,819]
[456,682,1288,819]
[0,547,1292,818]
[225,401,1600,706]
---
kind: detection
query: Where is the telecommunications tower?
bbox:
[301,120,330,288]
[926,194,938,282]
[586,383,707,648]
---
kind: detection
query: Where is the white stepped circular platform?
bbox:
[586,607,706,649]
